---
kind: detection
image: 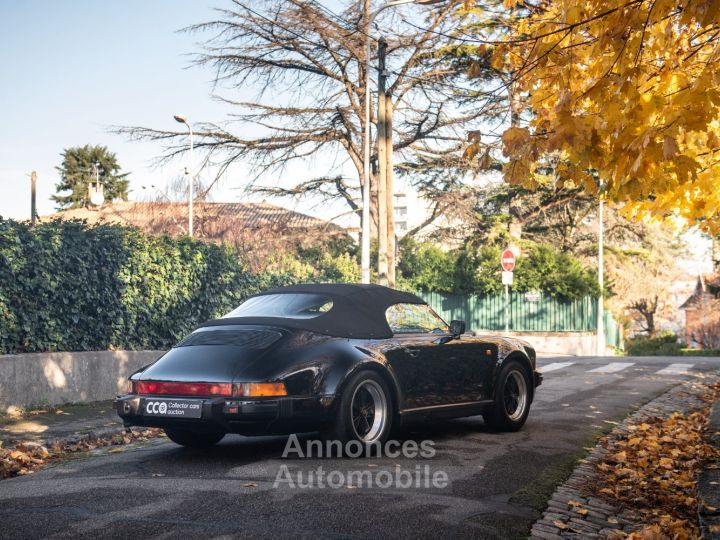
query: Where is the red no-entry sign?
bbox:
[501,249,515,272]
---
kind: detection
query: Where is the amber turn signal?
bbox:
[234,382,288,397]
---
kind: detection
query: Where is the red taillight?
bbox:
[135,381,287,398]
[136,381,233,397]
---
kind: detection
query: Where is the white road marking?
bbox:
[656,363,694,375]
[588,362,635,374]
[538,362,575,373]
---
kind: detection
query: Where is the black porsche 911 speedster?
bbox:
[114,284,542,448]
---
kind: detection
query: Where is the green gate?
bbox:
[418,291,623,349]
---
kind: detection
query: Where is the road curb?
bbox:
[699,395,720,540]
[529,374,720,539]
[42,426,131,447]
[6,425,151,450]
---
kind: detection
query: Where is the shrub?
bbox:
[625,332,684,356]
[397,238,457,292]
[402,240,600,300]
[0,219,260,354]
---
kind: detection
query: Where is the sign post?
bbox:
[500,249,516,333]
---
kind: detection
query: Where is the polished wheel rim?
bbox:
[350,380,387,442]
[504,370,527,421]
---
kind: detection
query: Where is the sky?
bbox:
[0,0,714,275]
[0,0,346,221]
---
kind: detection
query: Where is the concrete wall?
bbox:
[0,333,612,411]
[0,350,165,411]
[475,331,615,357]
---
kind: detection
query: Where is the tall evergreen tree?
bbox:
[52,145,129,209]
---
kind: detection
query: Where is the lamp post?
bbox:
[30,171,37,227]
[174,114,194,237]
[597,186,605,356]
[361,0,445,284]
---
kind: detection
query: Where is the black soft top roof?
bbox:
[200,283,426,339]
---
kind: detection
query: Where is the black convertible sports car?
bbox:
[115,284,541,448]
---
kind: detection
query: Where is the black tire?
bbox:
[326,370,393,446]
[164,427,225,448]
[483,360,531,432]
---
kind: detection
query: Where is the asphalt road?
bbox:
[1,356,719,540]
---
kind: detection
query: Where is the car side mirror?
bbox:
[450,320,465,336]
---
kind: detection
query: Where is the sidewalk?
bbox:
[0,401,126,446]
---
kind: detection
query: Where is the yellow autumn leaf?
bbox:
[501,127,532,157]
[663,136,678,160]
[485,0,720,230]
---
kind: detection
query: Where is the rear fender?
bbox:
[321,346,403,415]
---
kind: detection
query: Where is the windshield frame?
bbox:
[385,303,449,335]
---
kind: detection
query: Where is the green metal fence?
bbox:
[418,291,623,349]
[604,310,624,351]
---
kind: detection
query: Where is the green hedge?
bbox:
[680,348,720,356]
[0,219,260,354]
[624,333,684,356]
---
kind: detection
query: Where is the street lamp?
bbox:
[361,0,446,284]
[174,114,194,237]
[597,187,605,356]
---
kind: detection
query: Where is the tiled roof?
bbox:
[680,274,720,309]
[42,201,344,236]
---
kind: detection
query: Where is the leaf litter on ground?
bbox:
[592,382,720,540]
[0,428,163,479]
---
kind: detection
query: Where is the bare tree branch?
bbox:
[113,0,496,233]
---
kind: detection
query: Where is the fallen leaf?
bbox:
[591,381,720,540]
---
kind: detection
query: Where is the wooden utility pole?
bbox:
[377,38,389,285]
[30,171,37,227]
[385,95,395,287]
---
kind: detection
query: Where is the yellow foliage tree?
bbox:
[492,0,720,231]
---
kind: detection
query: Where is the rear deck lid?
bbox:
[139,325,284,383]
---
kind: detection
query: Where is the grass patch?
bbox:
[680,348,720,356]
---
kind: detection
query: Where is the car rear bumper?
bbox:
[113,394,334,435]
[534,370,543,387]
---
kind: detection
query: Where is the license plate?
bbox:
[142,398,203,419]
